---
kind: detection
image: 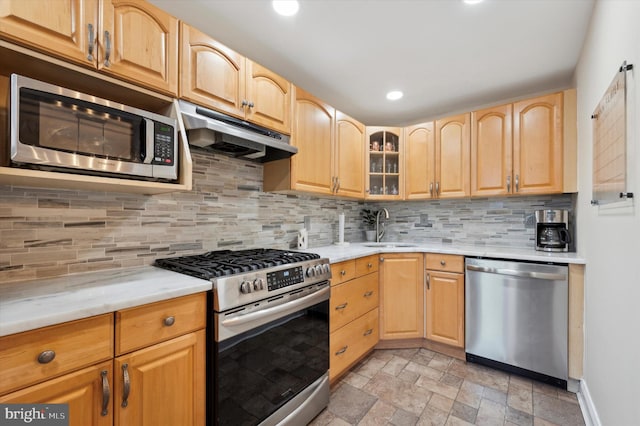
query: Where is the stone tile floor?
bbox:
[310,348,585,426]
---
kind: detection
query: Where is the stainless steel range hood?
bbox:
[178,100,296,162]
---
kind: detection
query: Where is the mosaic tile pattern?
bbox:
[311,349,585,426]
[0,149,572,283]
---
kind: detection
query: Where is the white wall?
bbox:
[575,1,640,424]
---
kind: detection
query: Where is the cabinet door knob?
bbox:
[380,257,384,262]
[440,260,446,266]
[163,316,175,327]
[368,262,373,268]
[121,363,130,408]
[37,350,56,364]
[103,30,111,67]
[101,370,110,416]
[87,23,95,61]
[248,101,254,108]
[340,270,346,276]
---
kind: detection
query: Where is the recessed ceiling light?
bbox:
[463,0,484,4]
[272,1,299,16]
[386,91,403,101]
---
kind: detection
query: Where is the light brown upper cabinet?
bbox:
[513,92,563,194]
[366,127,403,200]
[334,111,365,198]
[470,104,513,196]
[405,116,470,200]
[472,93,564,196]
[180,23,291,134]
[0,0,179,96]
[405,122,436,199]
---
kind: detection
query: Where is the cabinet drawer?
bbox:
[425,253,464,273]
[0,314,113,395]
[116,293,206,355]
[330,272,379,332]
[330,308,379,382]
[331,260,356,285]
[355,255,379,276]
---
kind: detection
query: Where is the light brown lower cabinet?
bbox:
[0,293,206,426]
[379,253,425,340]
[425,254,465,348]
[329,255,379,382]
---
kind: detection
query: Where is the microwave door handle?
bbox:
[143,118,154,164]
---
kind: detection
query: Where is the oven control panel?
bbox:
[267,266,304,291]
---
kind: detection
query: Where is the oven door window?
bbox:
[18,87,144,161]
[214,300,328,425]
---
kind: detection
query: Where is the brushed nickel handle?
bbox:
[331,176,336,193]
[368,262,373,268]
[101,370,110,416]
[507,175,511,192]
[435,181,440,195]
[426,273,431,290]
[241,99,248,107]
[103,30,111,67]
[340,270,346,276]
[380,257,384,262]
[363,329,373,336]
[163,316,175,327]
[121,363,130,408]
[335,346,348,355]
[248,101,254,108]
[363,291,373,298]
[440,260,446,266]
[87,23,95,61]
[37,350,55,364]
[336,177,340,192]
[515,174,519,192]
[430,182,433,197]
[335,303,348,310]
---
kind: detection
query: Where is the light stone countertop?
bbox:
[0,266,212,337]
[303,242,586,265]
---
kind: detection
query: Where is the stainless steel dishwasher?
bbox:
[465,258,568,388]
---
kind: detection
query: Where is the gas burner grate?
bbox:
[155,249,320,279]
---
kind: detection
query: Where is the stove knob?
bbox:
[322,264,331,274]
[306,267,316,278]
[240,280,252,294]
[253,278,264,291]
[314,265,323,275]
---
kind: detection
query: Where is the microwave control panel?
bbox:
[153,122,175,165]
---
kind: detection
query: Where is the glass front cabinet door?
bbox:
[366,127,403,200]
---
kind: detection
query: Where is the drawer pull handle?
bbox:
[121,363,130,408]
[335,303,348,310]
[427,273,431,290]
[164,316,175,326]
[103,30,111,67]
[87,23,95,61]
[368,262,373,268]
[363,328,373,336]
[335,346,348,355]
[363,291,373,298]
[101,370,110,416]
[37,350,56,364]
[440,260,446,266]
[340,270,346,276]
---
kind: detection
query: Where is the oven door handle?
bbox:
[221,286,330,328]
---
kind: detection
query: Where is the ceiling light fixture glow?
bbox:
[272,1,299,16]
[463,0,484,4]
[386,91,403,101]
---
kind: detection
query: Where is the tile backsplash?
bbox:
[0,149,573,283]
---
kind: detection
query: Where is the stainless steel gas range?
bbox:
[155,249,331,426]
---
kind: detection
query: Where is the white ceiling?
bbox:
[150,0,595,126]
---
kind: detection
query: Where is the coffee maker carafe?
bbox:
[535,209,571,252]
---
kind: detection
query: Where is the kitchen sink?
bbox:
[363,242,418,248]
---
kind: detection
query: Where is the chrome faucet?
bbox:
[375,208,390,242]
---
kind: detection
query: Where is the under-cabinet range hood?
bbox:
[178,100,296,162]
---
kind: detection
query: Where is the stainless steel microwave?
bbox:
[8,74,178,181]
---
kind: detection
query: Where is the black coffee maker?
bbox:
[534,209,571,252]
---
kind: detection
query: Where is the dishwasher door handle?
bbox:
[466,264,566,281]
